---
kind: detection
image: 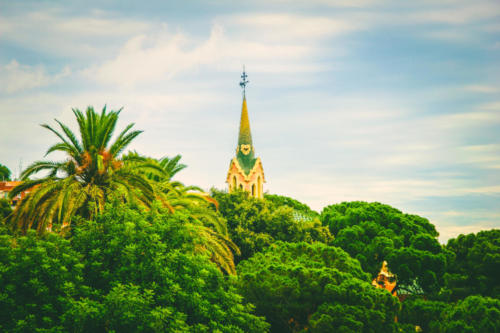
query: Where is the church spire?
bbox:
[226,68,265,198]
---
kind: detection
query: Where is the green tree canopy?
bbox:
[321,201,447,294]
[264,193,319,221]
[435,296,500,333]
[237,241,400,332]
[212,189,332,263]
[399,297,450,332]
[8,106,162,233]
[0,198,12,222]
[0,225,88,332]
[0,163,11,181]
[0,203,268,332]
[445,229,500,300]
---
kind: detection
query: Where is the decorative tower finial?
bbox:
[239,66,249,96]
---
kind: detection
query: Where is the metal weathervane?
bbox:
[239,66,249,96]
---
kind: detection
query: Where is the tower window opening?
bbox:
[252,184,255,196]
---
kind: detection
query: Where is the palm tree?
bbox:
[145,156,241,274]
[8,106,162,233]
[178,193,240,275]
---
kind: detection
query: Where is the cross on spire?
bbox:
[239,66,249,96]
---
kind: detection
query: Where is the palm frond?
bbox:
[109,123,134,156]
[159,155,187,179]
[96,109,118,150]
[190,224,240,275]
[8,178,48,198]
[45,142,77,158]
[72,108,90,150]
[20,161,64,180]
[41,124,81,158]
[55,119,83,156]
[111,130,143,157]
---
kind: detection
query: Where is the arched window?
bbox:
[239,184,243,190]
[232,176,237,191]
[252,184,256,197]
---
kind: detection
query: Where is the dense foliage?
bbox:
[0,163,11,180]
[0,198,12,221]
[212,189,332,262]
[0,226,84,332]
[264,193,319,220]
[0,204,268,332]
[400,297,450,332]
[445,229,500,300]
[237,241,400,332]
[321,201,447,294]
[436,295,500,333]
[3,107,500,332]
[400,296,500,333]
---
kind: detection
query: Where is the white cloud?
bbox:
[427,210,500,242]
[433,110,500,129]
[458,144,500,169]
[337,1,500,43]
[479,101,500,111]
[408,1,500,25]
[424,29,475,42]
[0,9,152,58]
[262,0,382,7]
[437,224,498,243]
[464,85,500,93]
[267,168,498,212]
[83,13,357,87]
[83,26,224,87]
[223,13,360,42]
[0,60,70,93]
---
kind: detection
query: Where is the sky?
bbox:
[0,0,499,242]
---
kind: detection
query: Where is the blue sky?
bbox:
[0,0,499,242]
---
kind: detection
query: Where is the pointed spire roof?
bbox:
[236,95,256,174]
[238,96,253,146]
[234,68,258,175]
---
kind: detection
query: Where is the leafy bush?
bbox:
[264,193,319,221]
[0,204,269,332]
[213,189,332,263]
[0,226,85,332]
[237,241,399,332]
[0,198,12,221]
[321,201,447,294]
[0,163,11,180]
[445,229,500,299]
[399,297,450,332]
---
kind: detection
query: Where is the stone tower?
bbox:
[226,70,265,198]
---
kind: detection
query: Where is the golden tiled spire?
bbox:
[238,96,253,146]
[235,68,257,174]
